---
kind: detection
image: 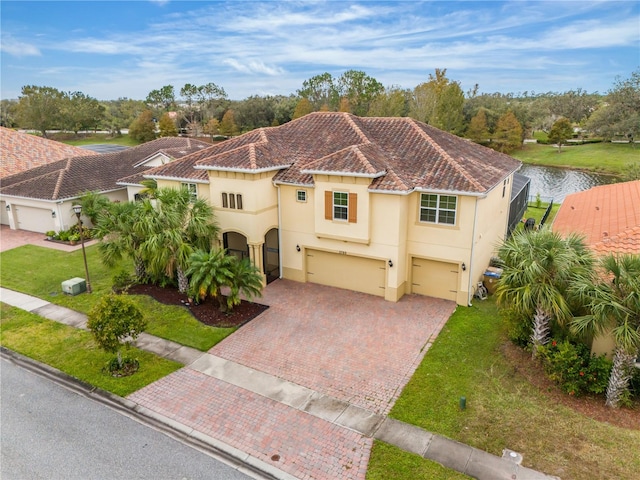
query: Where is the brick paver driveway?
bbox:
[130,280,455,479]
[212,279,456,416]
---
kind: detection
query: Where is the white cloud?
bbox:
[0,36,40,57]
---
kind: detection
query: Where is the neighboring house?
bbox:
[0,127,88,178]
[552,180,640,356]
[0,135,211,234]
[137,112,522,306]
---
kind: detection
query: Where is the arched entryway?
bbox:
[263,228,279,284]
[223,231,249,260]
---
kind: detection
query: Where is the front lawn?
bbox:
[0,304,181,397]
[511,142,637,175]
[368,299,640,480]
[0,245,235,351]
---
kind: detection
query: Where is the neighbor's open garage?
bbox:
[306,249,386,297]
[411,257,459,301]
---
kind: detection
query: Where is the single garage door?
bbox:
[412,258,458,301]
[14,205,54,233]
[0,201,9,226]
[306,249,386,297]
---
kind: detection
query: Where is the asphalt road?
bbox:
[0,359,252,480]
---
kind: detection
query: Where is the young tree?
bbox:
[87,293,147,371]
[496,229,594,358]
[466,109,490,145]
[292,98,313,119]
[187,248,235,312]
[203,118,221,139]
[219,109,239,136]
[158,112,178,137]
[570,254,640,408]
[225,257,263,312]
[491,111,523,153]
[548,117,574,152]
[79,190,112,226]
[129,110,156,142]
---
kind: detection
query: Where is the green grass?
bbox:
[367,299,640,480]
[0,304,182,397]
[511,142,638,175]
[367,442,470,479]
[51,133,141,147]
[520,201,561,228]
[0,244,235,351]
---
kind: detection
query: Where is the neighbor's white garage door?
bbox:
[0,201,9,226]
[411,258,458,301]
[306,249,386,297]
[14,205,54,233]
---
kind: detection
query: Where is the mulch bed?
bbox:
[502,341,640,430]
[126,283,268,328]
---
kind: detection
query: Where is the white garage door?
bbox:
[412,258,458,301]
[306,249,386,297]
[0,201,9,226]
[14,205,55,233]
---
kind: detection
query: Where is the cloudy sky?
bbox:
[1,1,638,101]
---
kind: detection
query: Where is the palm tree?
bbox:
[496,229,593,358]
[140,187,219,293]
[94,201,149,281]
[186,248,235,312]
[570,253,640,408]
[225,257,263,312]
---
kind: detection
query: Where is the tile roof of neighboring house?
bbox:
[144,112,521,195]
[0,127,89,178]
[552,180,640,254]
[0,137,211,201]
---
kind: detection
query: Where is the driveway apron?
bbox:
[129,280,455,479]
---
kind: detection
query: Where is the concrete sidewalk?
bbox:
[0,287,559,480]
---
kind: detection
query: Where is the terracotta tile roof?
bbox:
[552,180,640,254]
[1,137,210,201]
[146,112,520,195]
[0,127,89,178]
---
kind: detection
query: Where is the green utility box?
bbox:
[62,277,87,295]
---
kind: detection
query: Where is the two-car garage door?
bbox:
[411,258,458,301]
[306,249,386,297]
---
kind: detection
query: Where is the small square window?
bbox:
[297,190,307,202]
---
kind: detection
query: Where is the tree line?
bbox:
[1,68,638,153]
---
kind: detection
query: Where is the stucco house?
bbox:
[136,112,522,306]
[552,180,640,357]
[0,136,211,233]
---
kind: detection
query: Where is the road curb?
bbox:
[0,347,291,480]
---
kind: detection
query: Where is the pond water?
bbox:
[518,164,617,203]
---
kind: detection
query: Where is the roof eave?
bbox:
[301,169,386,179]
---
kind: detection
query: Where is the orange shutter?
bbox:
[325,191,332,220]
[348,193,357,223]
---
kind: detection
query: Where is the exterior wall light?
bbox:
[296,245,301,252]
[388,260,393,267]
[5,204,10,211]
[51,210,56,218]
[462,262,466,271]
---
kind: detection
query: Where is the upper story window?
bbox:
[297,190,307,202]
[181,183,197,202]
[324,191,357,223]
[420,193,457,225]
[222,192,243,210]
[333,191,348,220]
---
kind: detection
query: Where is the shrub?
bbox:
[538,340,612,396]
[503,308,533,348]
[112,270,135,292]
[57,230,70,242]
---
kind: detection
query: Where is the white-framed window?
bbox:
[181,182,197,202]
[333,191,348,221]
[420,193,457,225]
[297,190,307,202]
[221,192,243,210]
